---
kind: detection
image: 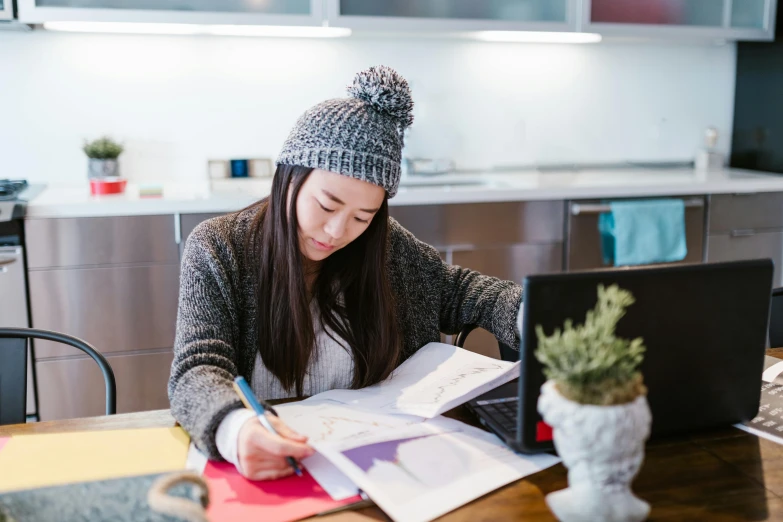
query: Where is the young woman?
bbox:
[169,66,524,480]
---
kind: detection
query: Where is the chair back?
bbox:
[454,324,518,362]
[0,328,116,425]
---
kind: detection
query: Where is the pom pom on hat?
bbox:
[346,65,414,130]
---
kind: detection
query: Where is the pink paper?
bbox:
[0,437,9,453]
[204,461,360,522]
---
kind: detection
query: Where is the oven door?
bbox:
[565,196,706,270]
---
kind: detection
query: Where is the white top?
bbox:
[23,168,783,219]
[216,302,355,468]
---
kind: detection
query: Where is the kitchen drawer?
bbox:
[29,264,179,358]
[451,243,563,283]
[707,231,783,287]
[36,350,174,421]
[390,200,564,248]
[25,215,179,269]
[709,193,783,234]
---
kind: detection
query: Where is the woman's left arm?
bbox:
[388,219,523,349]
[438,262,523,349]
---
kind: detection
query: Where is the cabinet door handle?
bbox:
[174,213,182,245]
[730,229,756,237]
[571,197,704,215]
[0,256,17,266]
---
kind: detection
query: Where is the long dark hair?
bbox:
[246,164,401,396]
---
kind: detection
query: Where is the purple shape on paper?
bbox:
[341,435,436,472]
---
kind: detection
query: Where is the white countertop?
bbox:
[23,167,783,219]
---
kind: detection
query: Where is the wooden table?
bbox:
[3,407,783,521]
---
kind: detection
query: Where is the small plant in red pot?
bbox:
[83,136,126,195]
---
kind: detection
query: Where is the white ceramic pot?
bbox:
[538,380,651,522]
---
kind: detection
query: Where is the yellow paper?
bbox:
[0,427,190,493]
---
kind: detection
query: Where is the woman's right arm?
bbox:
[168,224,246,460]
[168,223,313,475]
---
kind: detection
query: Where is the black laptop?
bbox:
[468,259,774,453]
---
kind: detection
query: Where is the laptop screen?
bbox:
[517,259,773,452]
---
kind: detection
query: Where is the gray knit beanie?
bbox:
[276,65,414,198]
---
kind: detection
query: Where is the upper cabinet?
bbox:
[0,0,14,20]
[17,0,324,25]
[327,0,575,32]
[14,0,778,41]
[731,0,770,28]
[583,0,776,41]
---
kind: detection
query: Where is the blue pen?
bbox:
[232,376,303,476]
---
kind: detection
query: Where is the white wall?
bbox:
[0,30,736,184]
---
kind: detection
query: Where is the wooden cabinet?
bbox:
[707,231,783,287]
[25,215,179,269]
[36,350,174,421]
[28,264,179,358]
[24,215,180,421]
[707,192,783,288]
[709,193,783,233]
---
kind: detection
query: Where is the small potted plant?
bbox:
[83,136,124,179]
[536,284,651,522]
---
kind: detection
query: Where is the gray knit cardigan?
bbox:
[168,206,523,459]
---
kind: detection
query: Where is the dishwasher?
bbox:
[565,196,706,270]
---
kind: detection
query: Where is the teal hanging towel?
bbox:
[598,198,687,266]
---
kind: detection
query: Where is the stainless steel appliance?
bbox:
[565,196,706,270]
[0,179,45,419]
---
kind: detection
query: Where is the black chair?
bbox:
[0,328,117,425]
[454,324,519,362]
[770,288,783,349]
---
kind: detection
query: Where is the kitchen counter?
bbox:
[23,168,783,218]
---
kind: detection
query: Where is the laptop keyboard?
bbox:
[475,397,519,436]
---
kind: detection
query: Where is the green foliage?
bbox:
[534,284,647,405]
[82,136,124,159]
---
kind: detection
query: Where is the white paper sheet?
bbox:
[307,342,520,418]
[734,357,783,444]
[763,360,783,384]
[275,399,422,500]
[312,416,560,522]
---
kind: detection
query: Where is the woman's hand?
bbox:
[236,415,315,480]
